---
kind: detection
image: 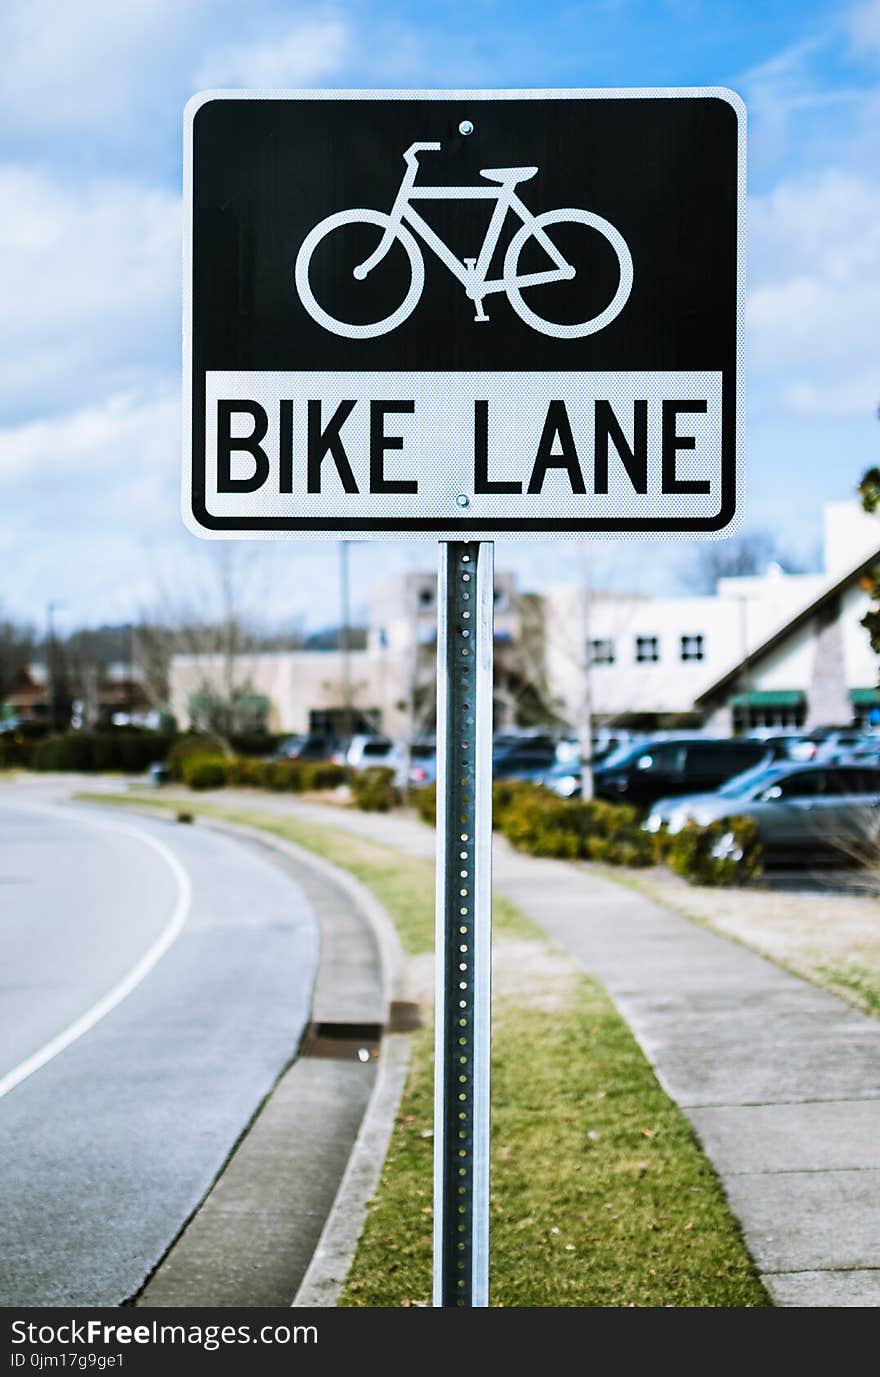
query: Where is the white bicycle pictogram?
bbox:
[294,141,634,340]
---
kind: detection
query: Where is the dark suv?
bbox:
[593,737,771,809]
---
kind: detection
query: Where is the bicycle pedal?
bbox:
[473,312,490,323]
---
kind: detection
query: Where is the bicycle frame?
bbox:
[355,146,574,302]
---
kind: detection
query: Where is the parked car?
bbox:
[593,737,772,809]
[274,733,343,761]
[494,746,561,782]
[541,758,585,797]
[493,731,558,757]
[555,731,646,769]
[645,761,880,862]
[789,728,875,762]
[346,734,396,772]
[392,740,437,790]
[273,734,306,760]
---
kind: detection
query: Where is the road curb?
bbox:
[292,1030,411,1307]
[194,817,415,1308]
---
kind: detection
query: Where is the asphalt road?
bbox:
[0,797,319,1306]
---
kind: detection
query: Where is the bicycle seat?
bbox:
[479,166,538,184]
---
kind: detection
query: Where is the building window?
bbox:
[589,638,615,665]
[635,636,660,664]
[417,587,434,608]
[680,634,705,663]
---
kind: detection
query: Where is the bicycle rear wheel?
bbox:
[504,208,633,338]
[295,209,423,340]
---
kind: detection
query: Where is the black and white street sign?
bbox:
[184,88,744,540]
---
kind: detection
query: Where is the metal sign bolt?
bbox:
[458,120,474,136]
[456,494,470,507]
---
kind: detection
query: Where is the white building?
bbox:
[543,502,880,730]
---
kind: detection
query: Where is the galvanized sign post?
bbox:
[184,87,744,1310]
[433,541,494,1306]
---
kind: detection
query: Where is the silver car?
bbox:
[645,761,880,861]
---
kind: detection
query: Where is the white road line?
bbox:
[0,811,192,1101]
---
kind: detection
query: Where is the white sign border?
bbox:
[182,87,745,543]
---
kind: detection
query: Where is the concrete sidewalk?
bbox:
[203,790,880,1307]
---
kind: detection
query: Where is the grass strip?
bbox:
[77,792,768,1308]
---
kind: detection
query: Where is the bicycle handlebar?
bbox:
[403,141,442,165]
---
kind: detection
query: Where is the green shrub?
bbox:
[262,760,303,791]
[414,783,437,824]
[225,756,269,787]
[665,815,762,886]
[492,779,545,830]
[500,792,654,866]
[298,761,348,791]
[166,733,227,780]
[182,755,230,790]
[351,765,398,812]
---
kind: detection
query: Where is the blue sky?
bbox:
[2,0,880,631]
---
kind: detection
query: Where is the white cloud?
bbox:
[0,0,205,142]
[197,16,350,87]
[0,389,178,494]
[849,0,880,57]
[0,166,180,416]
[0,387,186,621]
[747,169,880,417]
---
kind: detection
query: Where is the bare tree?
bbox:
[688,530,807,595]
[132,622,174,716]
[142,545,274,745]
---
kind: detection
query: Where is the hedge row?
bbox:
[19,730,282,775]
[412,781,762,886]
[0,723,49,769]
[31,732,177,773]
[182,754,348,793]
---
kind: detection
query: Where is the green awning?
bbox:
[729,690,805,708]
[850,688,880,707]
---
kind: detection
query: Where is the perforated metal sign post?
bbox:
[433,542,494,1307]
[183,87,745,1309]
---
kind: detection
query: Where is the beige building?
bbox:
[170,648,396,736]
[168,503,880,738]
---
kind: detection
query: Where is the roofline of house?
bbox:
[694,545,880,707]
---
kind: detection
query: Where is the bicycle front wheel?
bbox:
[504,208,633,339]
[295,209,424,340]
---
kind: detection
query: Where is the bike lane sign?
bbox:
[184,88,744,539]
